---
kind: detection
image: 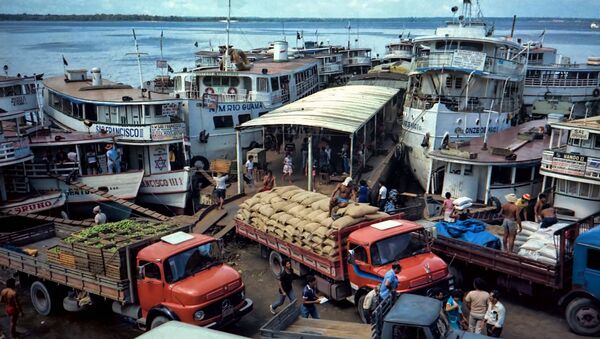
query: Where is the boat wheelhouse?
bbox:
[383,39,414,64]
[340,47,372,78]
[428,120,548,203]
[402,0,526,193]
[0,75,65,215]
[172,41,320,165]
[540,116,600,217]
[43,69,190,214]
[523,44,600,118]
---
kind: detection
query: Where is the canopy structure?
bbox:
[237,85,399,134]
[234,85,400,193]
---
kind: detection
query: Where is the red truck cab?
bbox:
[135,232,253,329]
[346,219,452,317]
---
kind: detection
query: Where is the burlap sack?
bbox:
[306,210,323,222]
[276,213,294,224]
[301,231,312,240]
[272,201,289,212]
[271,197,284,204]
[274,229,284,238]
[332,216,363,230]
[288,205,307,218]
[260,192,279,203]
[287,217,302,228]
[323,239,337,248]
[311,236,325,245]
[282,189,304,200]
[312,198,331,212]
[296,207,313,219]
[291,192,310,203]
[300,194,326,207]
[272,185,300,195]
[345,204,380,218]
[239,202,249,210]
[322,245,337,257]
[284,225,299,237]
[244,197,260,208]
[250,202,264,212]
[254,192,267,200]
[259,205,275,217]
[303,222,321,233]
[320,217,334,228]
[281,202,300,213]
[314,226,329,237]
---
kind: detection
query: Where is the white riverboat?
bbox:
[172,40,320,167]
[523,43,600,118]
[382,38,414,64]
[540,116,600,218]
[43,69,190,214]
[401,0,526,193]
[0,74,66,215]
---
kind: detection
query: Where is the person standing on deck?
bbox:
[377,180,388,212]
[540,204,558,229]
[515,193,531,221]
[500,194,521,253]
[1,278,23,339]
[85,149,98,175]
[534,193,547,222]
[301,275,321,319]
[465,278,489,334]
[440,192,454,222]
[93,206,107,225]
[244,155,255,186]
[106,144,119,174]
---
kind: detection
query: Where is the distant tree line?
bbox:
[0,13,357,22]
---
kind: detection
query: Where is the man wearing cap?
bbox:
[106,144,120,174]
[500,194,521,253]
[329,177,357,219]
[93,206,107,225]
[515,194,531,221]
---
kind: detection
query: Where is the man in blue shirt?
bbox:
[301,275,320,319]
[379,263,401,300]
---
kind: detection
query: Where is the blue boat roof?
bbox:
[576,227,600,248]
[384,294,442,327]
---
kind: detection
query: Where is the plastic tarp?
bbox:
[435,219,501,250]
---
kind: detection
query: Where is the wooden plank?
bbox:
[288,318,371,339]
[440,148,477,159]
[193,209,228,234]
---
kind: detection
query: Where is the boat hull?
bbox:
[137,170,191,214]
[0,192,66,215]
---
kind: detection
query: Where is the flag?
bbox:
[194,41,198,48]
[62,55,68,66]
[132,29,137,40]
[399,32,403,39]
[538,29,546,39]
[167,64,174,73]
[296,31,302,40]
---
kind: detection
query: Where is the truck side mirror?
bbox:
[347,249,356,265]
[137,266,145,280]
[217,238,225,258]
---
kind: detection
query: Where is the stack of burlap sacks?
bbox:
[235,186,387,259]
[516,221,565,266]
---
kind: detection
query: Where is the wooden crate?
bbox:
[210,159,232,174]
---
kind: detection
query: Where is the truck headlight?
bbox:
[193,310,205,321]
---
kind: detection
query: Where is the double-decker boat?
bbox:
[43,69,190,214]
[0,74,67,215]
[401,0,527,193]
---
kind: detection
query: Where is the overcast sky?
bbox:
[1,0,598,18]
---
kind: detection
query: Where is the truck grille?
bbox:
[202,290,244,319]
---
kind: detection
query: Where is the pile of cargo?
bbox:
[47,220,174,280]
[235,186,385,258]
[516,221,562,266]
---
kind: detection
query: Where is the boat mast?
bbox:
[129,29,148,97]
[225,0,231,71]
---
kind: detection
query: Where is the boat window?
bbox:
[569,137,581,146]
[203,76,213,87]
[514,167,532,183]
[257,77,269,92]
[581,137,592,148]
[213,115,234,129]
[229,77,240,87]
[592,185,600,199]
[85,103,97,121]
[154,104,164,116]
[491,166,512,185]
[594,134,600,149]
[350,243,368,263]
[435,41,458,51]
[460,41,483,52]
[238,114,251,125]
[557,179,567,193]
[588,249,600,271]
[448,163,461,175]
[271,77,279,91]
[463,165,473,176]
[175,76,183,91]
[567,181,578,196]
[580,183,590,197]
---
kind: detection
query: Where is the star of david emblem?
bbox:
[155,157,167,170]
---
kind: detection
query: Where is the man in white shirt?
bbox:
[483,290,506,337]
[212,173,229,210]
[362,284,380,324]
[93,206,107,225]
[378,180,388,211]
[245,155,255,185]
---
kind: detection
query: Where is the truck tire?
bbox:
[150,315,170,330]
[30,281,56,316]
[566,297,600,336]
[356,294,368,324]
[269,251,284,278]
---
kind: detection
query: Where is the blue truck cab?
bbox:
[560,226,600,336]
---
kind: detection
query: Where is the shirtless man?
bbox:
[534,194,547,222]
[500,194,521,253]
[1,278,23,339]
[540,204,558,229]
[329,177,357,219]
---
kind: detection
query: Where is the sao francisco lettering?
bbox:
[95,125,144,138]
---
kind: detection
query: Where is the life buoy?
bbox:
[227,87,237,95]
[204,87,214,94]
[593,88,600,97]
[544,91,552,100]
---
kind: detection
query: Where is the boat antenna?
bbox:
[225,0,231,71]
[347,20,351,49]
[127,29,148,97]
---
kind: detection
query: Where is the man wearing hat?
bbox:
[105,144,120,174]
[500,194,521,253]
[329,177,356,219]
[93,206,107,225]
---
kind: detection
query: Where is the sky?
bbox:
[1,0,599,18]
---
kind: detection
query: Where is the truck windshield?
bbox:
[164,242,222,284]
[370,231,427,266]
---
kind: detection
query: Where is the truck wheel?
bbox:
[269,251,284,278]
[566,297,600,336]
[356,294,368,324]
[30,281,56,316]
[150,315,170,330]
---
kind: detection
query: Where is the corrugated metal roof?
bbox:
[238,85,398,134]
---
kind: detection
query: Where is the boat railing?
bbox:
[343,56,372,66]
[5,161,79,177]
[319,63,344,74]
[407,93,519,113]
[524,77,600,87]
[414,52,524,78]
[0,141,31,164]
[540,148,600,180]
[185,90,249,102]
[295,76,319,97]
